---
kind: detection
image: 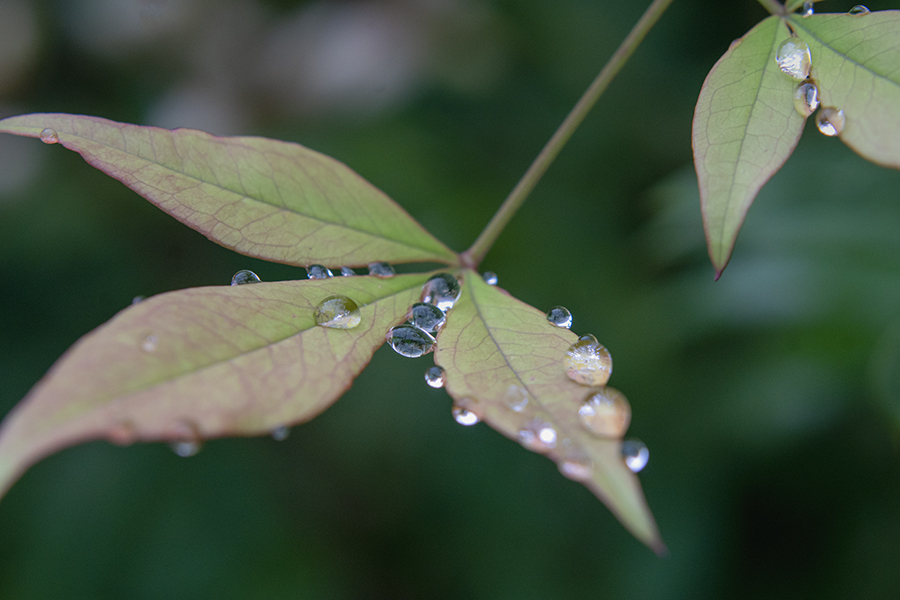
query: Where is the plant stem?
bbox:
[460,0,674,269]
[756,0,785,15]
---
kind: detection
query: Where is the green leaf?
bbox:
[790,10,900,168]
[0,113,458,267]
[0,273,429,500]
[785,0,806,13]
[434,271,664,553]
[693,16,805,277]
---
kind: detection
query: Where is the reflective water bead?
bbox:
[306,265,333,279]
[816,107,845,136]
[107,421,138,446]
[408,302,446,334]
[271,426,290,441]
[558,453,593,481]
[775,38,811,81]
[170,440,202,457]
[504,385,529,412]
[483,272,498,285]
[518,419,558,452]
[386,324,436,357]
[40,128,59,144]
[801,1,814,17]
[424,365,446,388]
[564,336,613,386]
[368,262,395,278]
[452,405,480,426]
[142,334,159,352]
[231,269,260,285]
[314,295,362,329]
[848,5,870,15]
[131,295,145,305]
[340,266,356,277]
[622,439,649,473]
[578,387,631,437]
[793,82,819,118]
[546,306,573,329]
[421,273,461,312]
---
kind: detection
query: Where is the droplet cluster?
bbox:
[387,272,461,359]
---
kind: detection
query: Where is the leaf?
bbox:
[0,273,430,500]
[785,0,807,13]
[693,16,805,277]
[0,113,458,268]
[790,10,900,168]
[434,271,664,553]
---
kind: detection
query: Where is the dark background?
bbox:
[1,0,899,598]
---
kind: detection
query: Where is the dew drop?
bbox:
[504,385,529,412]
[386,324,436,357]
[231,269,260,286]
[340,266,356,277]
[314,295,362,329]
[368,262,395,278]
[558,452,593,481]
[546,306,573,329]
[816,107,845,136]
[39,128,59,144]
[578,333,599,344]
[408,302,446,334]
[452,405,480,426]
[425,365,446,388]
[775,38,811,81]
[108,421,138,446]
[271,426,290,441]
[142,334,159,352]
[801,0,814,17]
[848,4,870,15]
[170,440,202,457]
[421,273,462,312]
[564,335,613,386]
[578,387,631,437]
[622,439,649,473]
[306,265,333,279]
[483,272,498,285]
[518,419,558,452]
[793,82,820,118]
[131,295,145,305]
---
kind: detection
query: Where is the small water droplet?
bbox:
[622,439,649,472]
[131,295,145,305]
[368,262,395,278]
[314,295,362,329]
[558,452,593,481]
[340,266,356,277]
[776,38,812,81]
[793,82,820,117]
[306,265,333,279]
[271,426,290,441]
[578,387,631,437]
[848,4,870,15]
[108,421,138,446]
[504,385,529,412]
[518,419,558,452]
[578,333,598,344]
[801,1,814,17]
[408,302,446,334]
[452,405,480,426]
[170,440,202,457]
[40,128,59,144]
[421,273,462,312]
[386,324,436,357]
[483,272,498,285]
[816,107,845,136]
[546,306,573,329]
[425,365,446,388]
[564,336,613,386]
[231,269,260,285]
[142,334,159,352]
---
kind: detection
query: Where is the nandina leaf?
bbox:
[790,10,900,168]
[434,271,664,553]
[693,16,805,277]
[0,113,458,267]
[0,273,429,500]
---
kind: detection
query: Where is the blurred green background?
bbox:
[1,0,899,598]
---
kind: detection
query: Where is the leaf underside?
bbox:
[0,113,457,268]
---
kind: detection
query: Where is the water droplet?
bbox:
[622,439,649,473]
[40,128,59,144]
[421,273,461,312]
[142,334,159,352]
[504,385,529,412]
[386,324,436,357]
[306,265,333,279]
[816,107,845,136]
[108,421,138,446]
[231,269,260,285]
[518,419,558,452]
[271,426,290,441]
[408,302,446,334]
[558,452,593,481]
[425,365,446,388]
[793,82,820,117]
[170,440,202,457]
[564,336,613,386]
[578,333,598,344]
[848,4,870,15]
[314,295,362,329]
[801,1,814,17]
[368,262,395,278]
[483,272,498,285]
[546,306,573,329]
[578,387,631,437]
[131,295,145,305]
[775,38,811,81]
[452,405,480,426]
[340,266,356,277]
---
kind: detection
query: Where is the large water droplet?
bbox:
[483,272,498,285]
[40,128,59,144]
[231,269,260,285]
[578,387,631,437]
[801,1,814,17]
[776,38,811,81]
[271,426,290,441]
[170,440,202,457]
[142,334,159,352]
[314,295,362,329]
[622,439,649,473]
[564,336,613,386]
[504,385,529,412]
[546,306,573,329]
[340,266,356,277]
[368,262,395,278]
[816,107,845,136]
[421,273,461,312]
[409,303,446,334]
[425,365,446,388]
[848,5,870,15]
[306,265,333,279]
[558,451,593,481]
[386,324,436,357]
[793,82,820,117]
[518,419,558,452]
[452,405,480,426]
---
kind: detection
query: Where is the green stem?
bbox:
[756,0,785,15]
[460,0,674,269]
